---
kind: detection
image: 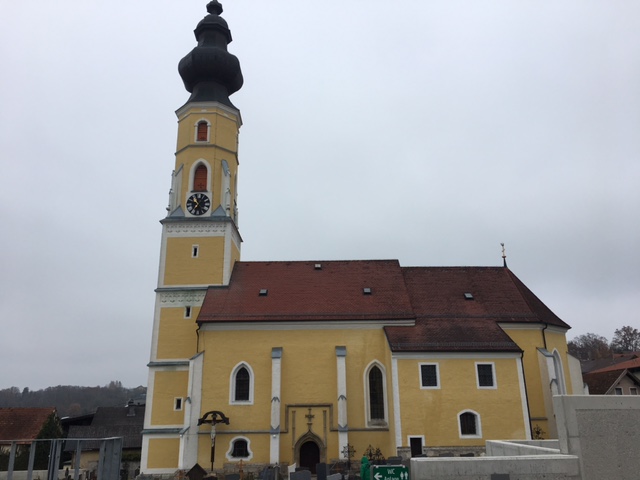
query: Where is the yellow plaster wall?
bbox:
[164,237,225,285]
[150,370,189,425]
[176,108,240,154]
[500,327,546,421]
[198,327,396,463]
[147,438,180,469]
[157,307,200,359]
[397,357,526,446]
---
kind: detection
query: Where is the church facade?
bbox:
[141,2,582,475]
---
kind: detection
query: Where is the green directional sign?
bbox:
[372,465,409,480]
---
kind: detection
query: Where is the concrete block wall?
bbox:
[410,456,580,480]
[553,395,640,480]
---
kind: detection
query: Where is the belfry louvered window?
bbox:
[193,165,208,191]
[196,121,208,141]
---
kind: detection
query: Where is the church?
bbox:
[140,2,582,475]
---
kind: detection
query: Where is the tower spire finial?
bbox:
[501,243,508,268]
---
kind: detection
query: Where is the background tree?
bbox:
[610,326,640,353]
[568,333,611,360]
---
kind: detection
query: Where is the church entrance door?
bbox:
[299,441,320,473]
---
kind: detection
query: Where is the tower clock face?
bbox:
[186,193,210,216]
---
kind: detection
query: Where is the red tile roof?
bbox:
[385,318,521,352]
[196,261,569,353]
[589,357,640,374]
[0,408,56,444]
[197,260,416,322]
[401,267,568,327]
[583,369,640,395]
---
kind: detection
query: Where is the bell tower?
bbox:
[142,1,243,472]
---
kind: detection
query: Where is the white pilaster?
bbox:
[336,346,348,452]
[179,352,204,469]
[391,357,402,451]
[270,348,283,464]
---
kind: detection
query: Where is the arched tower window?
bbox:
[230,362,254,404]
[196,121,209,142]
[364,362,387,426]
[193,164,208,191]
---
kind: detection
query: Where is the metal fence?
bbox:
[1,437,123,480]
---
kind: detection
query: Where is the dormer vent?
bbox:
[259,289,268,296]
[464,292,474,300]
[363,288,372,295]
[314,264,322,270]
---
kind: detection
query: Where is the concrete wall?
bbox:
[554,395,640,480]
[410,456,580,480]
[485,439,560,456]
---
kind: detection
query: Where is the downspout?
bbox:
[541,323,548,350]
[196,323,201,353]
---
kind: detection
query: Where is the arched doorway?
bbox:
[299,441,320,473]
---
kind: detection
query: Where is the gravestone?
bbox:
[316,463,328,480]
[226,474,240,480]
[386,457,403,465]
[290,469,311,480]
[490,475,510,480]
[186,464,208,480]
[326,474,342,480]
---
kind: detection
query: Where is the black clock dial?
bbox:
[186,193,210,215]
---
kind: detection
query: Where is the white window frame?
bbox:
[225,436,253,461]
[419,363,440,389]
[192,245,199,258]
[229,362,254,405]
[630,387,638,395]
[475,362,497,389]
[458,409,482,439]
[614,387,623,395]
[184,306,192,319]
[173,397,183,411]
[363,360,388,427]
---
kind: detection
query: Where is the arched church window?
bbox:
[226,436,253,461]
[365,363,387,425]
[458,410,482,438]
[196,121,209,142]
[231,439,249,458]
[193,164,208,191]
[230,362,253,404]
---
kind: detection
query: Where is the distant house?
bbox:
[583,369,640,395]
[0,407,61,470]
[66,402,144,480]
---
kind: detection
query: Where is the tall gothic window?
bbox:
[231,363,253,403]
[368,365,385,421]
[194,164,208,191]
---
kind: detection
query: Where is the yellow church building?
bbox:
[141,1,582,475]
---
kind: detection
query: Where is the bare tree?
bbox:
[610,326,640,353]
[568,333,611,360]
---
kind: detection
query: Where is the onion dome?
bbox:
[178,1,244,108]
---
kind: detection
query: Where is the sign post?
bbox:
[372,465,409,480]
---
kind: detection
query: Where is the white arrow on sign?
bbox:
[374,473,382,480]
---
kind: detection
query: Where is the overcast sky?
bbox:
[1,1,639,390]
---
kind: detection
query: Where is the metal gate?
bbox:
[2,437,123,480]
